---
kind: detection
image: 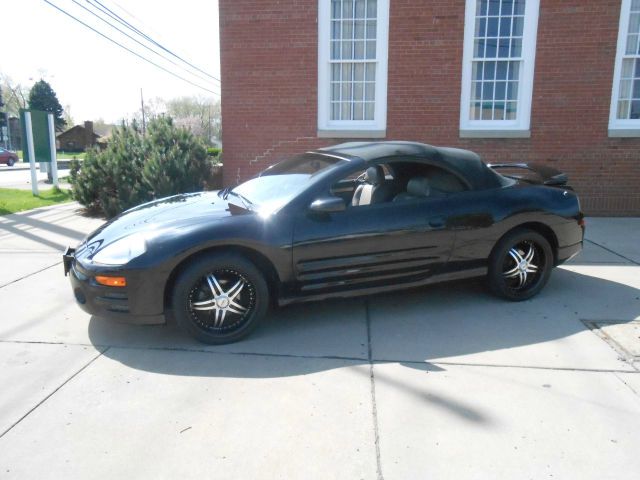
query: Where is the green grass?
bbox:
[0,187,74,215]
[12,150,86,161]
[57,151,86,160]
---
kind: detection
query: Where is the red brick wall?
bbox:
[220,0,640,215]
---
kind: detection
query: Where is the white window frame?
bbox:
[609,0,640,137]
[318,0,389,138]
[459,0,540,138]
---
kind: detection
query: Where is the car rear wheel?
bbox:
[172,253,269,344]
[7,158,15,167]
[488,229,553,301]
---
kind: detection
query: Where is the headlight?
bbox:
[91,233,147,265]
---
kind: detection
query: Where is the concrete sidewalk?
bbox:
[0,206,638,479]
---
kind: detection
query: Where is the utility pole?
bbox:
[140,88,146,136]
[208,104,212,145]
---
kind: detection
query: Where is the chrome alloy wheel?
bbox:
[188,269,256,332]
[501,241,541,290]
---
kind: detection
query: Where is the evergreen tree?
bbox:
[70,117,213,218]
[28,79,66,131]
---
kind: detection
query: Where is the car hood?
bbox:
[81,191,248,251]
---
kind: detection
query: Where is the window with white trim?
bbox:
[609,0,640,135]
[318,0,389,136]
[460,0,539,137]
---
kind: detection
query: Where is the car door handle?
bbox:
[428,217,445,228]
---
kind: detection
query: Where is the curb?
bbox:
[0,164,36,172]
[0,163,72,173]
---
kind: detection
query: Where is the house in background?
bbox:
[219,0,640,215]
[56,121,100,152]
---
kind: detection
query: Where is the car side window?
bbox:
[332,164,399,208]
[386,162,468,203]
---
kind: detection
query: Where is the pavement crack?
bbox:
[365,299,385,480]
[585,239,639,265]
[613,372,640,400]
[0,346,109,439]
[1,339,636,374]
[0,261,63,289]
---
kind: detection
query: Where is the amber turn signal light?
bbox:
[95,276,127,287]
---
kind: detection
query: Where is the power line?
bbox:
[70,0,216,87]
[87,0,221,84]
[42,0,220,96]
[88,0,221,84]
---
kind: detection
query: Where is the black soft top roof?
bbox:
[314,141,502,190]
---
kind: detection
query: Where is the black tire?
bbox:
[172,252,269,344]
[487,228,553,301]
[7,158,15,167]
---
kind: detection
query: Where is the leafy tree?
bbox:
[28,79,66,131]
[70,117,213,218]
[91,118,116,137]
[166,96,221,144]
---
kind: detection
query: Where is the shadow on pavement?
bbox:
[88,267,640,375]
[86,267,639,425]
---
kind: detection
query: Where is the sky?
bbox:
[2,0,220,124]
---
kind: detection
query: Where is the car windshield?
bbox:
[228,153,344,213]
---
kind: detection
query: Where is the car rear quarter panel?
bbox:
[448,184,582,267]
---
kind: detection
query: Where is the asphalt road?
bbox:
[0,205,639,479]
[0,164,71,190]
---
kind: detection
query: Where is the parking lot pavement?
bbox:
[0,205,639,479]
[580,217,640,264]
[0,203,103,286]
[0,351,377,480]
[373,363,640,479]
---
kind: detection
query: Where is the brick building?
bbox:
[220,0,640,215]
[56,121,99,152]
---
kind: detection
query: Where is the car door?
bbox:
[291,195,456,296]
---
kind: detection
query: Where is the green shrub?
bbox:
[69,117,212,218]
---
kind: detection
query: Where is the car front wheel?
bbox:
[172,253,269,344]
[488,229,553,301]
[7,158,15,167]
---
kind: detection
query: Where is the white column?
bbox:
[24,112,38,196]
[47,114,59,188]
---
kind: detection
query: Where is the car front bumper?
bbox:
[63,247,165,325]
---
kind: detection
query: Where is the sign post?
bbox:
[47,114,59,188]
[20,109,58,194]
[23,112,39,196]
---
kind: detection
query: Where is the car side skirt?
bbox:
[277,266,488,306]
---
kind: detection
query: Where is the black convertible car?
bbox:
[63,141,584,344]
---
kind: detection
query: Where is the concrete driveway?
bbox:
[0,204,639,479]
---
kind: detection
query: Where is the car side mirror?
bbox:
[309,196,346,213]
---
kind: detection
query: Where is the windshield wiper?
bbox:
[225,190,255,210]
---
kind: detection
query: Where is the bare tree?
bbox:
[0,74,30,117]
